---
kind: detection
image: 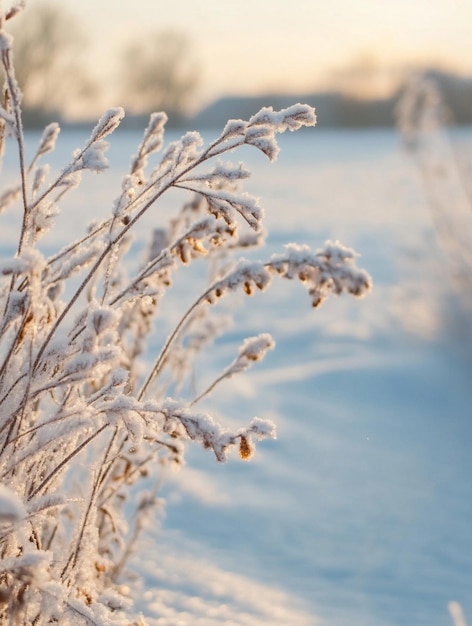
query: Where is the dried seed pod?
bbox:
[239,435,253,460]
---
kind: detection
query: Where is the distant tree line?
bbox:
[5,2,200,127]
[4,3,472,129]
[193,69,472,130]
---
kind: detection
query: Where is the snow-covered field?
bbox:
[6,124,472,625]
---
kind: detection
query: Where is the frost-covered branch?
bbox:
[191,333,275,406]
[139,241,371,399]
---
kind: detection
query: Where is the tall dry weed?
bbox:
[0,4,371,624]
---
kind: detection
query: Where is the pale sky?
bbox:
[8,0,472,111]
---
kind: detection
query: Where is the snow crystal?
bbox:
[37,123,61,157]
[80,140,110,172]
[228,334,275,375]
[248,103,316,132]
[0,484,25,522]
[89,107,125,142]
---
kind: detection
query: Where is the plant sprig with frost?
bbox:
[0,6,371,624]
[396,74,472,317]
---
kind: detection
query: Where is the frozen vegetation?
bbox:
[0,3,471,625]
[0,4,376,624]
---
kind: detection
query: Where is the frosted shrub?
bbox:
[397,75,472,308]
[0,6,371,625]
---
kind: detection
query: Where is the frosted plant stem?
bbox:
[31,242,115,374]
[139,247,362,399]
[0,376,27,457]
[138,292,211,400]
[0,46,30,354]
[26,423,108,501]
[63,427,119,579]
[27,136,104,215]
[139,258,273,400]
[108,223,207,306]
[32,173,185,373]
[94,426,120,494]
[13,315,36,449]
[29,125,258,372]
[64,471,100,578]
[47,221,109,267]
[6,412,80,446]
[101,217,121,304]
[64,602,102,626]
[98,452,154,509]
[111,474,162,582]
[1,51,29,256]
[190,372,228,407]
[0,306,32,387]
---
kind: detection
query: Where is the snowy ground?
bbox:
[6,124,472,625]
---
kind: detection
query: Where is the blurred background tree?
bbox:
[5,2,201,128]
[8,2,97,125]
[118,30,200,125]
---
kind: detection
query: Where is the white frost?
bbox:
[0,484,26,522]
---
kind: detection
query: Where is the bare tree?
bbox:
[8,2,95,119]
[119,30,200,122]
